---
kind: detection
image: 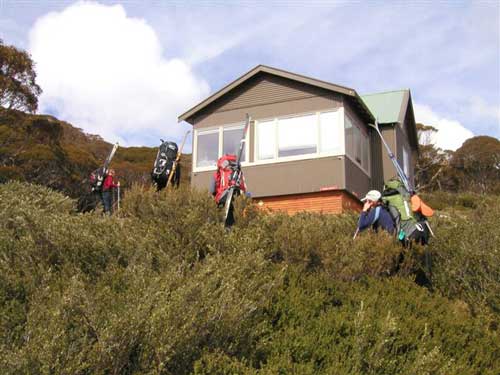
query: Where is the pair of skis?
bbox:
[93,142,119,193]
[223,114,251,226]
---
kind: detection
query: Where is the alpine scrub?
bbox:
[0,182,498,374]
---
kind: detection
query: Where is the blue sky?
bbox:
[0,0,498,150]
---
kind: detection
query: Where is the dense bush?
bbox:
[0,182,498,374]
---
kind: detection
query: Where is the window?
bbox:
[278,114,317,157]
[255,110,342,162]
[345,114,370,174]
[223,126,246,161]
[195,124,247,169]
[257,120,276,160]
[403,146,410,177]
[196,130,219,168]
[319,111,342,154]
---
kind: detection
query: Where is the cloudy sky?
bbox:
[0,0,498,151]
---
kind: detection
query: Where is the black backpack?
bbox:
[151,141,179,189]
[89,167,108,193]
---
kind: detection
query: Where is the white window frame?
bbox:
[193,123,249,172]
[252,108,345,166]
[344,113,371,177]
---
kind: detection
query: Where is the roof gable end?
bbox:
[178,65,374,124]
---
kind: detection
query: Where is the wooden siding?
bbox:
[370,130,384,191]
[255,190,361,214]
[191,76,343,129]
[344,157,370,199]
[381,126,397,182]
[192,156,346,198]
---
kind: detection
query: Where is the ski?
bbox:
[369,120,412,193]
[104,142,119,170]
[93,142,119,192]
[223,114,251,226]
[167,130,191,188]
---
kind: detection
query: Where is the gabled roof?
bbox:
[178,65,375,124]
[360,90,409,124]
[361,89,418,151]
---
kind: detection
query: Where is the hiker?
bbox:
[381,178,434,247]
[357,190,395,234]
[101,169,120,215]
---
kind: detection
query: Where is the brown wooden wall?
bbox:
[255,190,362,214]
[191,73,343,130]
[192,156,346,198]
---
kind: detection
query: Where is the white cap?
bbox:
[361,190,381,202]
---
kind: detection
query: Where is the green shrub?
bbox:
[0,182,497,374]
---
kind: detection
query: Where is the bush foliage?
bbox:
[0,182,498,374]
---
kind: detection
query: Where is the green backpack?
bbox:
[382,178,424,243]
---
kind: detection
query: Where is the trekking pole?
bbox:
[352,228,359,240]
[167,130,190,188]
[368,119,412,193]
[424,221,435,238]
[117,183,120,211]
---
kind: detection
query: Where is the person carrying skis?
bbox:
[357,190,395,234]
[101,169,120,215]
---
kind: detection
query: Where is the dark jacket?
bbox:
[358,206,395,234]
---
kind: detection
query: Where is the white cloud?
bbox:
[467,96,500,123]
[414,103,474,151]
[29,1,209,146]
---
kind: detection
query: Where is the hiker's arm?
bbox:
[358,210,375,231]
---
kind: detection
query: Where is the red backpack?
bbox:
[213,154,246,205]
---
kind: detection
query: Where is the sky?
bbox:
[0,0,499,151]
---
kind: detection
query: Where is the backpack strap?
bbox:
[371,206,381,225]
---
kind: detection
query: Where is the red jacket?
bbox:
[103,175,119,191]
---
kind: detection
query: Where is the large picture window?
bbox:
[255,110,342,162]
[278,114,317,157]
[345,114,370,174]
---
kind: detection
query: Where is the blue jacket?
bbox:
[358,206,395,234]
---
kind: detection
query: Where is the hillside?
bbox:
[0,108,191,208]
[0,182,498,374]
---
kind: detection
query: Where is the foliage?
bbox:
[449,136,500,194]
[415,124,500,194]
[0,108,191,210]
[0,182,498,374]
[0,39,42,113]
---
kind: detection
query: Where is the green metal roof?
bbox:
[361,90,409,124]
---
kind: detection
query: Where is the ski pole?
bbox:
[117,183,120,211]
[424,221,435,238]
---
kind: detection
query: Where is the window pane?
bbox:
[196,132,219,168]
[362,135,370,172]
[355,126,362,163]
[345,115,354,157]
[278,114,317,157]
[223,127,246,161]
[319,111,340,153]
[257,120,276,160]
[403,147,409,177]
